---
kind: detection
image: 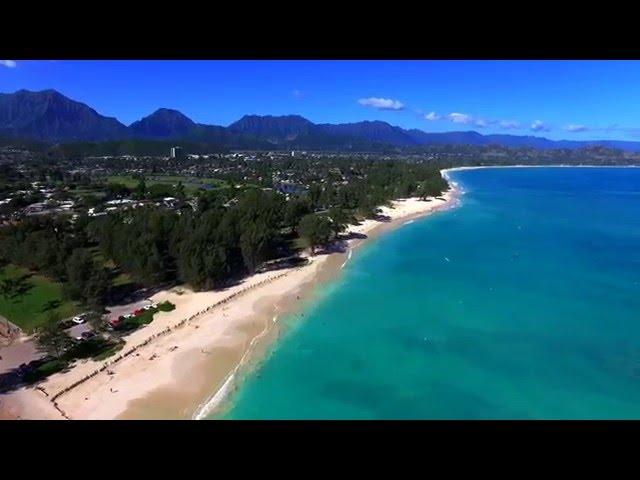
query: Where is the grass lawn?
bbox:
[112,272,134,287]
[105,175,140,189]
[105,175,228,195]
[0,264,81,333]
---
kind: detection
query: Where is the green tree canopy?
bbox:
[298,214,332,254]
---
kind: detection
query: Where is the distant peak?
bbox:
[153,107,186,115]
[147,107,192,119]
[235,113,312,122]
[130,108,196,126]
[14,88,61,95]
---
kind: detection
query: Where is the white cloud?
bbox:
[447,112,473,124]
[0,60,17,68]
[564,124,589,132]
[499,120,519,130]
[530,120,549,132]
[424,111,441,121]
[358,97,405,111]
[474,118,488,128]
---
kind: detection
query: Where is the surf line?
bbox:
[340,249,353,270]
[192,304,274,420]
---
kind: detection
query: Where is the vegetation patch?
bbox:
[157,301,175,312]
[23,359,69,383]
[92,340,125,361]
[64,336,124,361]
[105,175,227,195]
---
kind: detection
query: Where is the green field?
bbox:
[0,265,81,333]
[105,175,228,194]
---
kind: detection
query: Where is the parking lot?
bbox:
[67,322,93,339]
[106,299,155,321]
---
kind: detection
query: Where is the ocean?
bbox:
[218,167,640,419]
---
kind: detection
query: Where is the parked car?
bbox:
[72,313,88,324]
[107,318,121,330]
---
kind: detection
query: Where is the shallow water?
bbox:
[219,167,640,419]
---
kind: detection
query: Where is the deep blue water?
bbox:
[220,167,640,419]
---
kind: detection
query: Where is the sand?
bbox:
[0,188,460,420]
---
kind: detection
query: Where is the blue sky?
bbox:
[1,60,640,141]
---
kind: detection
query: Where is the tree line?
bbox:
[0,162,448,307]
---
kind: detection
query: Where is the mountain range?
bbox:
[2,89,640,152]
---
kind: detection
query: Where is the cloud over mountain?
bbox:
[564,124,589,132]
[530,120,549,132]
[447,112,473,124]
[358,97,405,111]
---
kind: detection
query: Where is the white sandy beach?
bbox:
[0,188,459,420]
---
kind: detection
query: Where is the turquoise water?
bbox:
[220,167,640,419]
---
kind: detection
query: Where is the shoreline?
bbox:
[442,164,640,175]
[0,183,461,420]
[192,187,462,420]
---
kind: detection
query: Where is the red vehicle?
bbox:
[107,318,121,329]
[134,308,145,316]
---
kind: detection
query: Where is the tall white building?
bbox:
[170,146,183,159]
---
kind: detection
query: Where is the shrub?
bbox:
[92,341,125,361]
[24,359,68,383]
[64,337,124,361]
[116,310,155,331]
[157,301,175,312]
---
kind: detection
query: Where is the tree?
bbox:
[84,267,110,309]
[64,249,94,301]
[147,183,177,200]
[197,189,228,212]
[134,177,147,199]
[236,189,284,272]
[85,311,106,332]
[298,214,332,254]
[240,221,270,273]
[33,314,73,358]
[175,181,186,200]
[308,183,322,209]
[284,197,311,231]
[327,206,349,237]
[0,277,16,332]
[0,278,16,301]
[64,248,108,307]
[105,182,131,199]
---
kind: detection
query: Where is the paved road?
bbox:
[0,337,43,374]
[0,297,155,375]
[67,323,92,339]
